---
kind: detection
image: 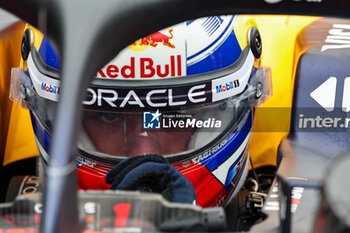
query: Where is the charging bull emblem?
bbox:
[134,29,175,48]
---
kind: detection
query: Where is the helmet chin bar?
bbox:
[2,1,349,233]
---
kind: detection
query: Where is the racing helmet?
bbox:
[11,15,271,207]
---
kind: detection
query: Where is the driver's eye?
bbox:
[99,112,122,123]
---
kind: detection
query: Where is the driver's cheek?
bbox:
[92,131,124,155]
[157,131,194,154]
[83,115,125,155]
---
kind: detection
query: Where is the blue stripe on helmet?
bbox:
[224,151,244,190]
[186,19,196,26]
[40,154,48,168]
[201,111,252,171]
[38,37,61,70]
[30,112,51,153]
[187,30,242,75]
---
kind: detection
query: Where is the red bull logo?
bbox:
[130,29,175,51]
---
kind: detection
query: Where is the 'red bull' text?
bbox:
[97,55,182,79]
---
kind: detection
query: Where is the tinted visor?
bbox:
[79,95,249,158]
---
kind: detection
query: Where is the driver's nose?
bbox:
[124,135,162,156]
[123,116,162,156]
